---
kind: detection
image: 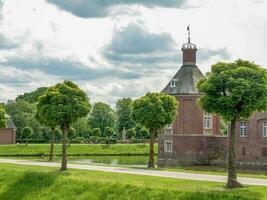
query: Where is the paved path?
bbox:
[0,158,266,186]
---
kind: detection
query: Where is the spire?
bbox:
[187,25,190,43]
[182,25,197,66]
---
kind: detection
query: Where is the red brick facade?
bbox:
[0,128,16,144]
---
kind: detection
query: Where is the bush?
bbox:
[104,127,115,138]
[126,128,136,139]
[91,128,101,137]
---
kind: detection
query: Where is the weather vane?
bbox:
[187,25,190,43]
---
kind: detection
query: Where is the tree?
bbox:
[22,126,32,146]
[131,92,177,168]
[89,102,115,134]
[36,80,91,170]
[72,117,90,138]
[197,59,267,188]
[0,105,7,128]
[115,98,135,138]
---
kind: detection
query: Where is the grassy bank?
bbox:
[0,164,266,200]
[0,144,157,156]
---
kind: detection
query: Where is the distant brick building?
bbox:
[158,28,267,168]
[0,116,16,144]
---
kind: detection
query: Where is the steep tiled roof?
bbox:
[162,65,204,95]
[7,116,16,129]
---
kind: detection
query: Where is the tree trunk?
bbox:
[49,127,55,162]
[148,129,155,168]
[226,119,242,188]
[61,125,68,171]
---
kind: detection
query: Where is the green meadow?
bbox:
[0,163,266,200]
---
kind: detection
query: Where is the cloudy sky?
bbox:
[0,0,266,105]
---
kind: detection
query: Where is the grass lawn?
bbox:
[0,163,266,200]
[0,143,157,156]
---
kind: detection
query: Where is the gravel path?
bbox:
[0,158,266,186]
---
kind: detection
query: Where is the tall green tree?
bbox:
[89,102,115,135]
[0,105,7,128]
[36,80,91,170]
[197,59,267,188]
[115,98,135,138]
[22,126,33,146]
[131,93,177,168]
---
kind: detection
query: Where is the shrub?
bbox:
[91,128,101,137]
[126,128,136,139]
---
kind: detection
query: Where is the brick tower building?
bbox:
[158,27,226,166]
[158,27,267,168]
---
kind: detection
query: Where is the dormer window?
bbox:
[170,79,177,87]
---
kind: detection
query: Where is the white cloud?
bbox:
[0,0,266,105]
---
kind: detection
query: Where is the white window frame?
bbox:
[262,122,267,137]
[203,112,212,129]
[240,122,247,137]
[170,79,177,88]
[164,140,172,153]
[164,123,173,134]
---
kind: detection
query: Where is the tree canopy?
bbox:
[0,105,7,128]
[89,102,115,134]
[36,81,91,129]
[131,93,177,131]
[198,59,267,121]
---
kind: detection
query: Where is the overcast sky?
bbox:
[0,0,266,105]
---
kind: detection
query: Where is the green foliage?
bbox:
[197,59,267,121]
[68,127,76,139]
[5,100,43,141]
[36,80,91,129]
[91,128,101,137]
[72,117,90,138]
[126,128,136,139]
[115,98,135,137]
[0,105,7,128]
[22,127,33,140]
[135,124,149,139]
[89,102,115,133]
[16,87,48,103]
[131,92,178,131]
[104,127,115,138]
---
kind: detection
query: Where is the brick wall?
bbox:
[0,128,16,144]
[158,134,227,167]
[169,95,220,135]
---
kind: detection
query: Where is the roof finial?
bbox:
[187,25,190,43]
